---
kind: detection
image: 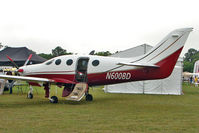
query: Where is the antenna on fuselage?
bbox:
[89,50,95,55]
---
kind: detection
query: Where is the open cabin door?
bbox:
[65,58,89,101]
[75,58,89,82]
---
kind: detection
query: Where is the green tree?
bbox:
[183,61,194,72]
[183,48,199,72]
[52,46,67,57]
[184,48,197,62]
[38,53,53,60]
[95,51,112,56]
[38,46,73,59]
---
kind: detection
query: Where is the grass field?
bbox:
[0,83,199,133]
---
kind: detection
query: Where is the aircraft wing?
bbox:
[117,62,160,68]
[0,75,75,84]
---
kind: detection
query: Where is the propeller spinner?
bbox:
[6,54,33,75]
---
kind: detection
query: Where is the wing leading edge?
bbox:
[0,75,75,84]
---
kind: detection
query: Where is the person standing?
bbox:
[190,76,193,85]
[6,71,14,94]
[195,76,198,87]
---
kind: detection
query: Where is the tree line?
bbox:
[38,46,113,60]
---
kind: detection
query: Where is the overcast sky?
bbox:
[0,0,198,56]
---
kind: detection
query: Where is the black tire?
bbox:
[27,93,33,99]
[50,96,58,103]
[86,94,93,101]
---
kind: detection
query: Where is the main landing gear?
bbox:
[50,96,58,103]
[27,83,93,103]
[85,88,93,101]
[43,83,59,103]
[85,94,93,101]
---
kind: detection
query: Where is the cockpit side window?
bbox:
[45,59,54,65]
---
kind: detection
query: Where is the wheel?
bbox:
[86,94,93,101]
[50,96,58,103]
[27,93,33,99]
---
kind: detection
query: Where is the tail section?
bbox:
[134,28,193,79]
[135,28,193,64]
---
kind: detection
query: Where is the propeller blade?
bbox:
[24,54,33,66]
[6,55,19,69]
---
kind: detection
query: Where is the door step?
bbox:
[65,83,88,101]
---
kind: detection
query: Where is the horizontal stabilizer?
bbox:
[117,62,160,68]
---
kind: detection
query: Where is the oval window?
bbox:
[45,59,54,65]
[55,59,61,65]
[92,60,99,66]
[66,59,73,66]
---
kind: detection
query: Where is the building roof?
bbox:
[0,47,46,66]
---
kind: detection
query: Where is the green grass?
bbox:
[0,83,199,133]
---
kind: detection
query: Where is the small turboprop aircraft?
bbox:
[0,28,193,103]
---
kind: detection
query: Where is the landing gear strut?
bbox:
[43,83,59,103]
[27,85,33,99]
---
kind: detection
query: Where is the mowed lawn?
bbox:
[0,83,199,133]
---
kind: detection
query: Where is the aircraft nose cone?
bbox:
[18,69,24,73]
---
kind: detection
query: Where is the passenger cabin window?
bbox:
[55,59,61,65]
[92,60,100,66]
[45,59,54,65]
[66,59,73,66]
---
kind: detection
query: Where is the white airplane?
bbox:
[0,28,193,103]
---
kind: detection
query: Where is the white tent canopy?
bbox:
[193,60,199,73]
[104,44,183,95]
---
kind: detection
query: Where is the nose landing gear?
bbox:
[27,85,34,99]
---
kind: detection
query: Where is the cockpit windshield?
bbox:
[45,59,54,65]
